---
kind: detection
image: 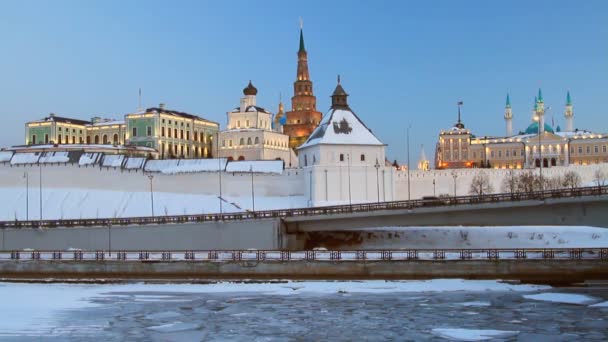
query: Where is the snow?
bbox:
[101,155,124,168]
[431,328,519,341]
[0,187,307,220]
[523,293,600,305]
[10,152,40,165]
[147,322,199,333]
[145,158,227,174]
[38,151,69,164]
[299,108,384,148]
[124,157,146,169]
[590,301,608,307]
[79,153,102,166]
[225,160,284,174]
[0,151,13,162]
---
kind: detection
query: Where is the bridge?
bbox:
[0,186,607,251]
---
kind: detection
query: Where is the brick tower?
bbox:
[283,26,322,149]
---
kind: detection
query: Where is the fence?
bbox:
[1,248,607,262]
[0,185,606,229]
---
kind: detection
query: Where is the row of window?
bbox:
[30,133,123,145]
[233,120,270,129]
[221,137,287,148]
[303,153,367,166]
[571,145,607,155]
[159,143,208,158]
[57,127,83,134]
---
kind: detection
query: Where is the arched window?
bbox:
[45,134,49,144]
[238,156,245,161]
[86,136,91,144]
[247,137,252,145]
[113,134,119,144]
[240,138,244,145]
[102,134,108,144]
[58,134,62,144]
[72,136,75,144]
[227,156,234,161]
[94,135,99,144]
[254,137,259,144]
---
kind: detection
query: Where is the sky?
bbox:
[0,0,606,165]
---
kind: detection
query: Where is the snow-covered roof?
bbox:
[225,160,284,174]
[10,153,40,165]
[145,158,228,174]
[38,151,70,164]
[0,151,13,163]
[124,157,146,169]
[101,155,124,168]
[88,120,125,127]
[79,153,103,166]
[298,108,384,149]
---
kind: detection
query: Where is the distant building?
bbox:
[125,104,218,159]
[282,27,323,149]
[435,90,608,169]
[25,104,219,159]
[218,82,296,165]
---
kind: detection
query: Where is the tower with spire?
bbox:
[283,21,323,149]
[273,94,285,133]
[535,88,545,133]
[504,93,513,136]
[564,91,574,132]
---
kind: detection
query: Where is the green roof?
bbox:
[566,91,572,106]
[525,122,554,134]
[299,29,305,53]
[505,93,511,108]
[533,96,538,110]
[537,88,543,103]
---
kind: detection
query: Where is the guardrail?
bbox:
[1,248,607,262]
[0,185,606,229]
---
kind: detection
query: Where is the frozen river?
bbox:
[1,280,607,341]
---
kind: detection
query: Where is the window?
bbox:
[473,152,477,159]
[578,146,583,154]
[595,146,599,153]
[604,146,607,153]
[247,137,252,145]
[174,129,177,138]
[360,154,365,161]
[147,126,152,137]
[79,137,83,144]
[506,150,510,157]
[586,146,590,153]
[237,120,241,128]
[498,151,502,158]
[304,155,308,166]
[491,151,495,158]
[162,119,165,124]
[32,135,36,144]
[194,131,198,141]
[161,127,165,137]
[58,134,61,144]
[254,137,259,144]
[94,135,99,144]
[340,154,344,162]
[180,130,184,139]
[168,129,172,138]
[132,127,137,137]
[58,127,62,131]
[113,134,118,144]
[246,120,249,127]
[240,138,244,145]
[86,136,91,144]
[72,136,75,144]
[72,129,76,133]
[229,140,233,147]
[103,134,108,144]
[186,131,190,140]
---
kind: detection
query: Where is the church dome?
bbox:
[524,122,554,134]
[243,81,257,96]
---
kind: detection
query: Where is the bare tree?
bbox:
[501,169,517,194]
[469,171,494,196]
[562,171,582,190]
[516,171,537,193]
[593,169,606,188]
[545,175,563,191]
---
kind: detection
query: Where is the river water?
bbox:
[1,280,607,341]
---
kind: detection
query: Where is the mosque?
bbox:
[435,89,608,169]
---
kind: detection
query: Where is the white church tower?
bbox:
[564,91,574,132]
[504,93,513,136]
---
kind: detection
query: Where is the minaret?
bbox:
[283,21,323,149]
[504,93,513,136]
[536,88,545,133]
[564,91,574,132]
[274,94,285,133]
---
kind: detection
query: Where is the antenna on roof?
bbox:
[138,88,142,112]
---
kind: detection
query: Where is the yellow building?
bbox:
[435,90,608,169]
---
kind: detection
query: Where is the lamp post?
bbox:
[433,178,436,197]
[217,132,223,215]
[147,174,154,217]
[533,115,543,191]
[407,124,412,202]
[374,158,380,203]
[451,170,458,198]
[23,172,29,221]
[39,161,43,221]
[250,165,255,212]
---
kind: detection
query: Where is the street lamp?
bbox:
[39,161,43,221]
[23,172,29,221]
[374,158,381,203]
[217,132,223,215]
[451,171,458,197]
[147,174,154,217]
[407,124,412,202]
[533,115,543,191]
[433,178,436,197]
[250,165,255,212]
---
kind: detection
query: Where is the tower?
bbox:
[283,23,323,149]
[536,88,545,133]
[564,91,574,132]
[504,93,513,136]
[274,95,285,133]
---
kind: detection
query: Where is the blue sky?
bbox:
[0,0,606,164]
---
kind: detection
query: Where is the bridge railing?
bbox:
[1,248,607,262]
[0,185,606,229]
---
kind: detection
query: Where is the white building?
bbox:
[297,78,394,205]
[218,81,297,166]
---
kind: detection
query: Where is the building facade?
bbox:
[218,82,296,165]
[435,90,608,169]
[125,104,218,159]
[25,114,125,146]
[282,27,322,149]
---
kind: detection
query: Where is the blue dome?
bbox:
[279,116,287,125]
[524,122,554,134]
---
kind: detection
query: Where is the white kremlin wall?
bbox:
[0,162,606,220]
